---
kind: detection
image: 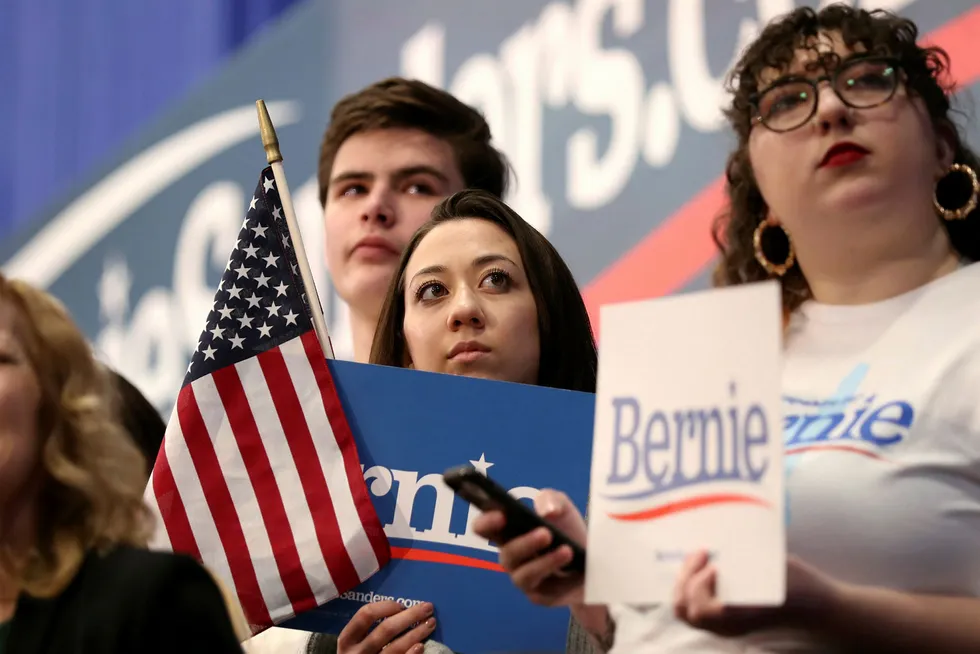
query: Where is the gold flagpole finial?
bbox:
[255,100,283,164]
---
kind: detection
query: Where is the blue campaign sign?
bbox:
[280,359,595,654]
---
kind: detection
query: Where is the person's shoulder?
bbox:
[925,261,980,309]
[88,545,211,592]
[922,263,980,347]
[91,544,195,571]
[89,546,244,651]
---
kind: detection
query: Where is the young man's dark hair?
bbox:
[317,77,509,208]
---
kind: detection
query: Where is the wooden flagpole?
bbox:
[255,99,336,359]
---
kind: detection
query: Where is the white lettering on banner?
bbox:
[174,181,245,352]
[338,590,428,608]
[566,0,645,210]
[500,21,557,225]
[667,0,765,133]
[3,102,301,289]
[400,22,445,89]
[0,99,346,414]
[400,0,928,226]
[389,469,457,542]
[642,83,680,168]
[359,457,540,554]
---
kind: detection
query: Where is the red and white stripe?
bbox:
[145,331,390,627]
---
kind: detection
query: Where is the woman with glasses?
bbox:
[475,5,980,653]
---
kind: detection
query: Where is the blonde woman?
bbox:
[0,274,246,653]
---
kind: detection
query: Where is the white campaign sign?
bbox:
[585,281,785,605]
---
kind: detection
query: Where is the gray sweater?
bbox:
[567,616,601,654]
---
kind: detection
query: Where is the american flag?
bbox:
[145,167,390,630]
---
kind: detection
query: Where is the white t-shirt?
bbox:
[610,262,980,653]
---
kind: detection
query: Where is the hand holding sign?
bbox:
[474,490,617,652]
[673,551,841,638]
[586,282,786,607]
[337,600,436,654]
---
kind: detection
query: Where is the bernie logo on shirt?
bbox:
[783,392,915,460]
[600,381,775,522]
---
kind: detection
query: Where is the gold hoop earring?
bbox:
[934,163,979,221]
[753,220,796,277]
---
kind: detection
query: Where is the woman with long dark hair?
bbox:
[309,188,598,654]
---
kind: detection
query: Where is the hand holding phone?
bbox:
[442,464,586,574]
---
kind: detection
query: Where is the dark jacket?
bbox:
[7,545,242,654]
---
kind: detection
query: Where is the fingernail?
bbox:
[539,497,560,517]
[410,645,424,654]
[422,602,434,614]
[426,617,437,629]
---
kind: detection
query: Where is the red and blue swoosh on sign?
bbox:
[606,492,772,522]
[602,480,774,522]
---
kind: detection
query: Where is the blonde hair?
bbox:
[0,275,152,596]
[207,567,254,645]
[0,276,253,645]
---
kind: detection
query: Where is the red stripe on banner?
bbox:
[212,365,311,616]
[151,432,201,560]
[923,5,980,87]
[302,331,392,568]
[581,8,980,339]
[177,383,272,626]
[390,547,504,572]
[258,344,360,599]
[583,178,726,336]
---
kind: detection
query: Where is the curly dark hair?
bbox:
[713,4,980,313]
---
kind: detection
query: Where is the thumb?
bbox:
[534,489,568,519]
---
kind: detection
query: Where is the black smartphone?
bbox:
[442,464,586,574]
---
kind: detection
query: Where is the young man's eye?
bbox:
[406,182,437,196]
[341,184,367,197]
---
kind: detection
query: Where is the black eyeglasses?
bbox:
[750,56,902,132]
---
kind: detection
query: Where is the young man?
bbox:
[249,77,509,654]
[318,77,509,362]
